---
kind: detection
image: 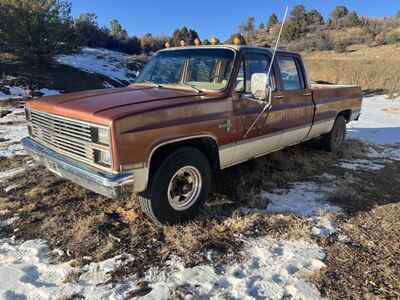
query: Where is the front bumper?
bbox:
[22,137,135,198]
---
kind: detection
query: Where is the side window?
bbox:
[277,56,303,91]
[235,53,271,94]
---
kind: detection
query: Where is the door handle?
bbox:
[304,92,312,97]
[273,95,284,99]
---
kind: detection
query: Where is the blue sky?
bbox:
[70,1,399,41]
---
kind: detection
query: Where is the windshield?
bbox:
[135,49,235,91]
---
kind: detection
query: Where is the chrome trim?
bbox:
[219,119,335,169]
[28,109,113,173]
[22,137,138,198]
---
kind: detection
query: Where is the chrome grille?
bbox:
[30,110,95,165]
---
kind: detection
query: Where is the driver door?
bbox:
[232,52,283,163]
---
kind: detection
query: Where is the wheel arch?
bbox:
[138,135,220,192]
[337,109,352,123]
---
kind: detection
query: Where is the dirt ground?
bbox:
[1,137,399,298]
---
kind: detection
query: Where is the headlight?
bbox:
[92,127,110,145]
[94,149,112,166]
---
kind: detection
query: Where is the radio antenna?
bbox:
[244,6,289,138]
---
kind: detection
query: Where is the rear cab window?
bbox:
[277,56,304,91]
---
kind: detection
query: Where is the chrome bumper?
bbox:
[21,137,135,198]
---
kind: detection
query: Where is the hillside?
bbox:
[303,44,400,95]
[0,48,144,102]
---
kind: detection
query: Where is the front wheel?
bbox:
[321,115,347,152]
[138,147,212,225]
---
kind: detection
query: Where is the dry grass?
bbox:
[314,203,400,299]
[62,269,82,284]
[303,44,400,95]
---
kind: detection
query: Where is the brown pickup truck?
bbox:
[22,46,362,224]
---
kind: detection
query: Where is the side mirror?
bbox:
[251,73,269,101]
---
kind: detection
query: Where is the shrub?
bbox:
[386,29,400,44]
[334,40,348,53]
[374,32,386,46]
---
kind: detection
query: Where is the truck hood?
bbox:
[26,85,204,125]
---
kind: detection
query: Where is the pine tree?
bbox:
[110,19,129,40]
[171,27,199,46]
[345,11,361,27]
[330,6,349,29]
[267,14,279,31]
[306,9,324,26]
[0,0,77,63]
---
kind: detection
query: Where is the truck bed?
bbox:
[310,83,363,123]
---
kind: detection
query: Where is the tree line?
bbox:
[239,5,400,52]
[0,0,399,64]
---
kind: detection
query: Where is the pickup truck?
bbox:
[22,46,362,224]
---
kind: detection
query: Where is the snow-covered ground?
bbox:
[348,95,400,145]
[144,238,325,300]
[56,48,141,85]
[0,94,399,299]
[0,231,138,300]
[0,108,27,157]
[0,75,63,101]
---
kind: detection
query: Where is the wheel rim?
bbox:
[167,166,202,211]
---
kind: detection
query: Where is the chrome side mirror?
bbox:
[251,73,268,101]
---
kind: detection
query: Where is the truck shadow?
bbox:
[211,138,400,218]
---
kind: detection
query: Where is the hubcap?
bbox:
[167,166,202,211]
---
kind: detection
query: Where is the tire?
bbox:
[138,147,212,225]
[321,115,347,152]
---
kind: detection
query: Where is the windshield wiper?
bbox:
[179,82,202,94]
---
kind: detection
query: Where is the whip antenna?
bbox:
[266,6,288,87]
[244,6,289,138]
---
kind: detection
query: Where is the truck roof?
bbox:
[158,45,298,56]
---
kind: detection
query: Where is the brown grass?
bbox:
[62,269,82,284]
[303,44,400,95]
[314,203,400,299]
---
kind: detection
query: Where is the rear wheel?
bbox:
[138,147,212,225]
[321,115,347,152]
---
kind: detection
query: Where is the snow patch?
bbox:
[263,182,340,217]
[39,88,62,96]
[0,107,28,158]
[0,167,25,182]
[56,48,141,85]
[338,158,385,171]
[144,238,325,300]
[0,237,137,300]
[0,87,27,101]
[348,95,400,145]
[261,182,341,239]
